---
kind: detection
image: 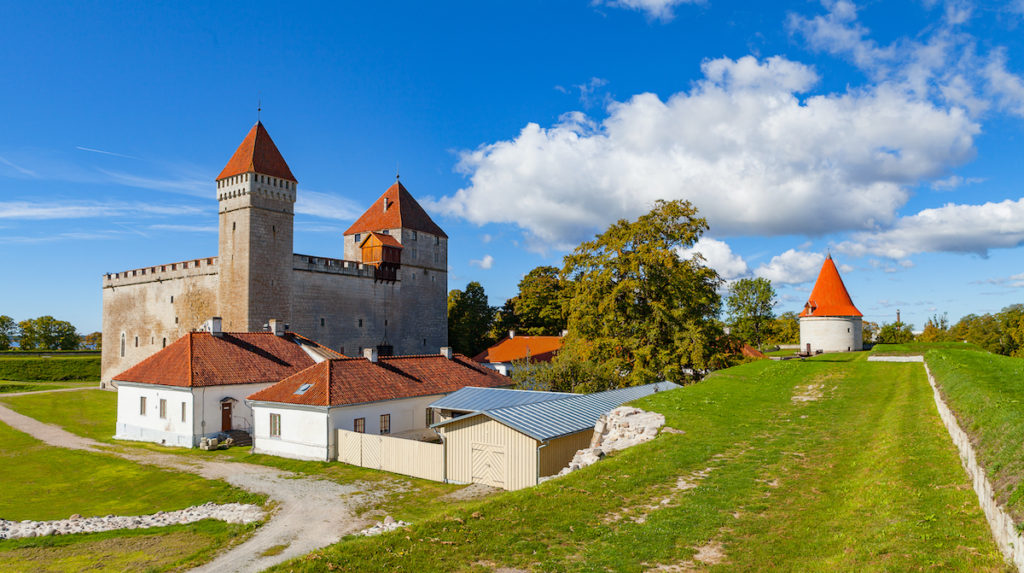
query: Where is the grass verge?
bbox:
[0,388,117,442]
[272,353,1008,572]
[871,341,981,355]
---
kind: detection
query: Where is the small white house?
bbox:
[248,348,512,461]
[113,320,339,447]
[799,255,863,354]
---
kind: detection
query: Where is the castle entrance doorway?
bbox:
[221,401,233,431]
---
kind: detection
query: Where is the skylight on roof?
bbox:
[294,383,313,395]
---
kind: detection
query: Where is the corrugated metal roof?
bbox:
[428,386,573,411]
[433,381,679,441]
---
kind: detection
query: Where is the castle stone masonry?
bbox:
[102,122,448,385]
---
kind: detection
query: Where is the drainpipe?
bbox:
[325,408,332,462]
[536,442,549,485]
[438,430,448,484]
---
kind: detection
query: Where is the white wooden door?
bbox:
[471,443,506,488]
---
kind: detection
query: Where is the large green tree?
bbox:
[511,265,568,336]
[725,277,777,349]
[770,311,800,345]
[562,199,723,386]
[877,320,914,344]
[447,282,495,357]
[0,315,17,351]
[18,316,79,350]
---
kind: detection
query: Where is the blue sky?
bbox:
[2,0,1023,334]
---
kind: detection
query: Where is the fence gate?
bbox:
[471,443,506,489]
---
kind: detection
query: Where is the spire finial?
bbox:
[396,162,400,182]
[257,95,262,122]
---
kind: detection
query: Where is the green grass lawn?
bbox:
[0,420,263,521]
[272,352,1008,572]
[871,341,981,355]
[926,346,1024,525]
[0,381,99,393]
[0,388,118,442]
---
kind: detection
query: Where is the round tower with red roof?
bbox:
[799,255,863,354]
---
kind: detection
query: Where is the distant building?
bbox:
[472,331,564,376]
[101,122,448,386]
[799,255,863,354]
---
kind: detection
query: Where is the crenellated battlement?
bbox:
[103,257,218,288]
[292,254,377,279]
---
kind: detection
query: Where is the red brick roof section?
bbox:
[113,332,339,387]
[799,255,863,317]
[343,181,448,238]
[472,335,563,364]
[248,354,511,407]
[216,121,297,182]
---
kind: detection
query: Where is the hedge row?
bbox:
[0,356,100,381]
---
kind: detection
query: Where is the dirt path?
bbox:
[0,398,379,572]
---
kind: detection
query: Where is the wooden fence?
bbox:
[337,429,444,481]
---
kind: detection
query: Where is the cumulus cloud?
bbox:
[470,254,495,269]
[930,174,983,191]
[677,237,749,279]
[435,55,978,248]
[594,0,700,21]
[754,249,825,284]
[837,198,1024,258]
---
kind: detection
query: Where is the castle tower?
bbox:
[799,254,863,354]
[216,122,297,332]
[343,179,449,353]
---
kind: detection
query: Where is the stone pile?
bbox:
[553,406,667,478]
[359,515,411,536]
[0,502,263,540]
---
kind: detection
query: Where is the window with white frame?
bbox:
[270,413,281,438]
[159,399,167,419]
[380,414,391,434]
[354,417,365,433]
[139,396,147,415]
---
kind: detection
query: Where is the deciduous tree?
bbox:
[877,320,914,344]
[770,311,800,345]
[447,282,495,357]
[18,316,79,351]
[0,315,17,351]
[512,266,568,335]
[80,331,102,350]
[725,277,777,349]
[562,199,723,386]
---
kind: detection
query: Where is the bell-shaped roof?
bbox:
[344,180,447,238]
[217,121,296,182]
[800,255,862,317]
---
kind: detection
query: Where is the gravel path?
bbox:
[0,394,382,572]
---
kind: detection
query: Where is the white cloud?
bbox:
[984,49,1024,117]
[754,249,825,284]
[838,198,1024,258]
[76,146,138,160]
[677,238,748,279]
[470,254,494,269]
[98,169,208,197]
[148,224,217,233]
[435,55,978,248]
[0,155,37,177]
[0,201,203,220]
[295,190,363,220]
[930,174,984,191]
[594,0,700,21]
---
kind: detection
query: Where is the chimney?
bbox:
[364,347,379,363]
[440,346,453,360]
[268,319,286,337]
[509,330,515,339]
[204,317,223,338]
[382,198,389,212]
[897,309,901,324]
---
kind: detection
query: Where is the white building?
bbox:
[247,348,512,461]
[112,320,339,447]
[799,255,863,354]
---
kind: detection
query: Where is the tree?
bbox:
[862,320,879,345]
[18,316,79,350]
[562,199,723,386]
[770,311,800,345]
[80,331,102,350]
[447,282,495,357]
[511,340,617,393]
[877,320,914,344]
[917,313,950,343]
[512,266,569,336]
[725,278,776,349]
[0,315,17,351]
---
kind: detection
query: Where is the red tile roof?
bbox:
[359,231,404,249]
[343,181,447,238]
[247,353,511,407]
[473,335,563,364]
[217,122,296,182]
[112,332,341,387]
[799,255,863,318]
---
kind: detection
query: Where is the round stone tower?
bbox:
[799,254,863,354]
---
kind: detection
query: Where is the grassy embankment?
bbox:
[0,354,100,382]
[924,346,1024,527]
[270,353,1008,571]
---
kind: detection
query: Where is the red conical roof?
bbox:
[217,122,296,182]
[799,255,862,317]
[343,180,448,238]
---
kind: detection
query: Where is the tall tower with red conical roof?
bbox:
[798,254,863,354]
[216,121,297,332]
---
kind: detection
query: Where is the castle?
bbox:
[101,122,448,385]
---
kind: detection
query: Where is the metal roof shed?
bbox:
[431,382,679,490]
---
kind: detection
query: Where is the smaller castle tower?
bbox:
[216,122,297,332]
[799,254,863,354]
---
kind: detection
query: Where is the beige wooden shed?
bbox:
[430,383,678,491]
